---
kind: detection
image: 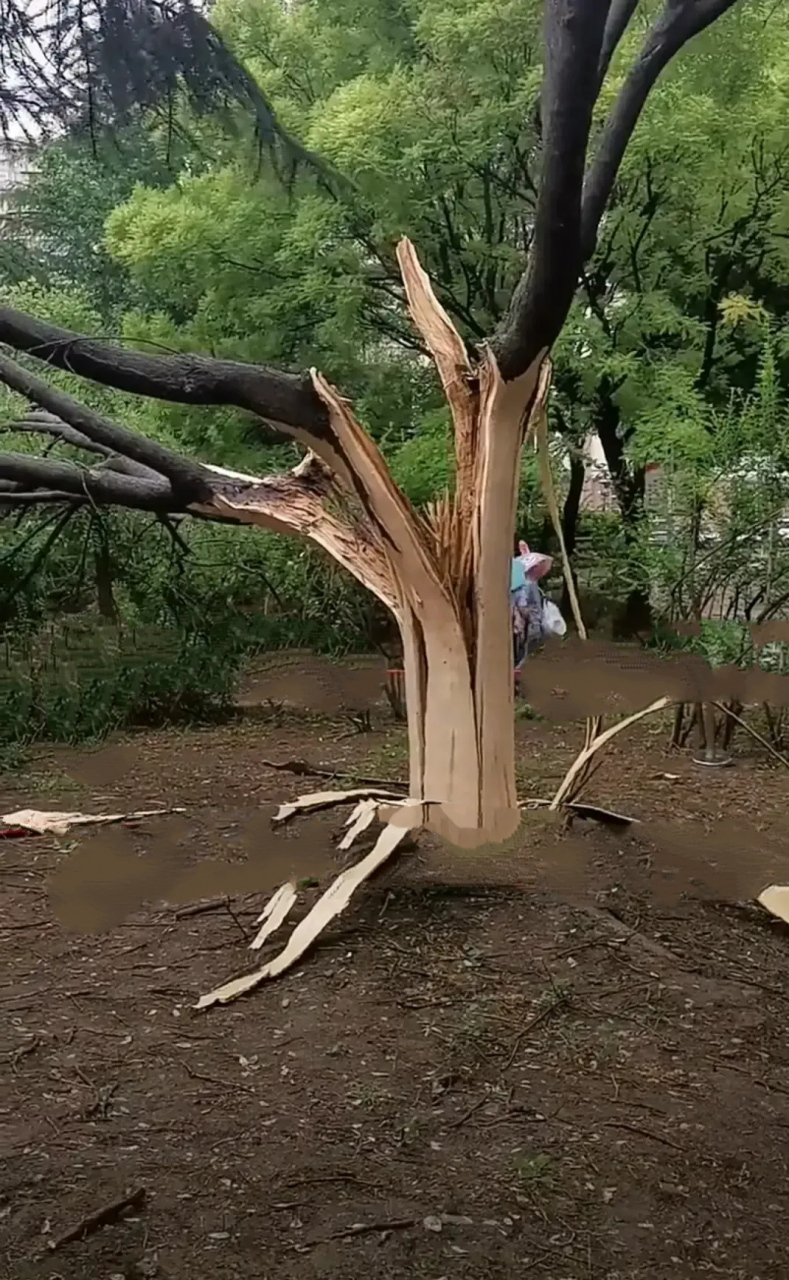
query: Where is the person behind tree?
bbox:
[511,540,553,687]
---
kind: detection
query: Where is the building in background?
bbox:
[0,140,32,207]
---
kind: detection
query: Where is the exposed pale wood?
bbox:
[191,452,398,616]
[338,799,379,850]
[1,807,181,835]
[533,380,604,795]
[471,348,546,842]
[550,697,672,809]
[312,373,483,837]
[534,375,587,640]
[397,238,478,530]
[249,882,299,950]
[757,884,789,924]
[400,604,428,801]
[272,788,402,825]
[196,822,410,1008]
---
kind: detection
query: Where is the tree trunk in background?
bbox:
[94,526,119,622]
[559,451,585,622]
[594,378,652,638]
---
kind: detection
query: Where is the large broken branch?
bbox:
[0,349,397,606]
[0,349,211,498]
[194,453,398,614]
[0,306,329,434]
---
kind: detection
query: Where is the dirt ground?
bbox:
[2,655,789,1280]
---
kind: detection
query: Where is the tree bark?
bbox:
[94,524,119,622]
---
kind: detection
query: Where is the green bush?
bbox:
[0,616,245,768]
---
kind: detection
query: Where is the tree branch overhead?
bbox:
[580,0,743,259]
[0,306,329,435]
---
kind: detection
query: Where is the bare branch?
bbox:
[1,410,168,485]
[0,452,177,510]
[491,0,613,380]
[580,0,742,258]
[0,306,329,436]
[1,410,114,456]
[597,0,642,89]
[0,350,212,499]
[0,487,86,506]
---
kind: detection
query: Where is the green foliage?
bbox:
[0,126,182,320]
[635,334,789,628]
[2,0,789,759]
[389,407,455,505]
[0,617,245,770]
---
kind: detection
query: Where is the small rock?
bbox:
[281,997,290,1009]
[423,1215,443,1233]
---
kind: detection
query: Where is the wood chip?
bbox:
[272,788,402,825]
[2,808,183,837]
[757,884,789,924]
[249,882,299,950]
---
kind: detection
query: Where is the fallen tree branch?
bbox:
[272,787,405,825]
[0,350,210,497]
[0,305,328,435]
[299,1217,419,1249]
[260,758,408,789]
[196,820,411,1008]
[173,896,230,919]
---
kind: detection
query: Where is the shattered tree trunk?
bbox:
[195,241,549,850]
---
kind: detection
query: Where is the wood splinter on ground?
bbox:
[249,881,299,950]
[0,807,184,837]
[196,813,412,1009]
[757,884,789,925]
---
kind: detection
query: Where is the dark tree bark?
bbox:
[593,380,652,637]
[559,451,586,624]
[94,521,119,622]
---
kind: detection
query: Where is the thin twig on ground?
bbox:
[712,701,789,771]
[260,758,408,789]
[501,1000,562,1071]
[300,1217,418,1248]
[603,1120,683,1151]
[173,896,230,919]
[48,1187,146,1250]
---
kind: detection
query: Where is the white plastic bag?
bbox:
[542,599,567,637]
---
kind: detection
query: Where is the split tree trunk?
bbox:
[191,241,549,850]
